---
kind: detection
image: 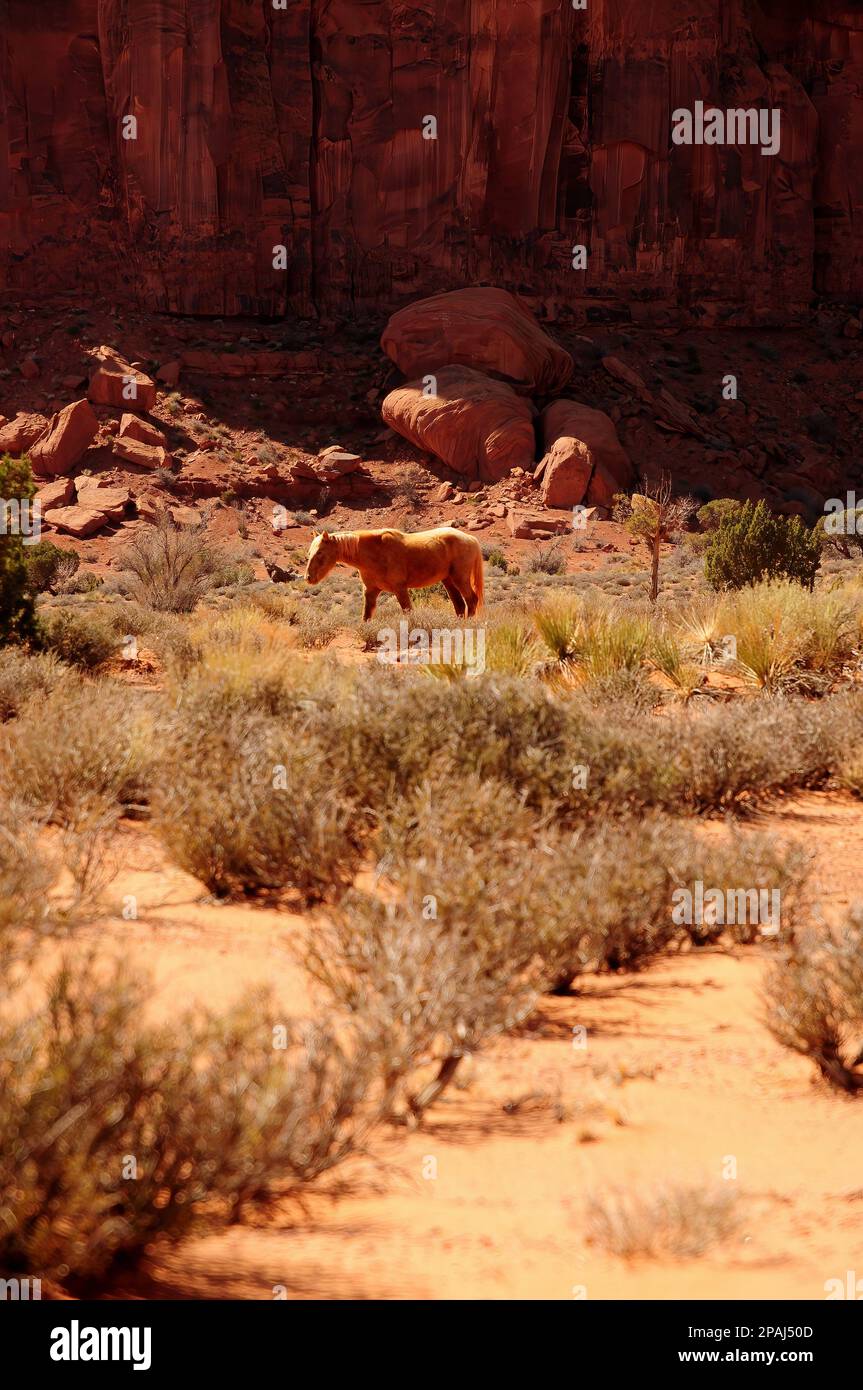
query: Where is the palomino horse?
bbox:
[305,527,484,620]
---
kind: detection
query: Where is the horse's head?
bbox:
[305,531,338,583]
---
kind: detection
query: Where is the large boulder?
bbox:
[29,399,99,477]
[87,346,157,411]
[382,365,536,482]
[381,288,573,393]
[536,400,632,509]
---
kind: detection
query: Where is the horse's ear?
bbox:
[321,530,330,541]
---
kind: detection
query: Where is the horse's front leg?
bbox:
[395,587,412,613]
[362,586,380,621]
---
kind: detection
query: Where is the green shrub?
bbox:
[23,539,80,593]
[0,454,37,645]
[696,498,744,532]
[705,500,821,591]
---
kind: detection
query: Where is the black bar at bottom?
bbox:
[1,1298,856,1376]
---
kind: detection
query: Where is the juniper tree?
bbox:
[705,499,821,591]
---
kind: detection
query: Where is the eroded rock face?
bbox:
[0,4,858,322]
[382,289,573,392]
[382,366,536,482]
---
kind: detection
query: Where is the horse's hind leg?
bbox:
[395,586,412,613]
[362,586,380,621]
[452,561,477,617]
[443,578,467,617]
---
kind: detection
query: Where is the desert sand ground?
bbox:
[62,791,863,1301]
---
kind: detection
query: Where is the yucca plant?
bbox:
[534,601,582,663]
[485,620,540,676]
[649,631,703,702]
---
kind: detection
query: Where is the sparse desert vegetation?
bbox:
[0,524,862,1299]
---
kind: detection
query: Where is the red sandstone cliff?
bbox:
[0,1,860,323]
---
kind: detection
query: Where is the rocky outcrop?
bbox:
[382,289,572,393]
[382,366,536,482]
[0,4,859,323]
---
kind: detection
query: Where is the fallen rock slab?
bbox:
[382,287,573,393]
[88,346,157,411]
[507,510,570,539]
[119,414,168,449]
[35,478,75,511]
[0,412,49,454]
[75,484,131,521]
[382,365,536,482]
[29,399,99,477]
[113,436,171,470]
[44,505,109,538]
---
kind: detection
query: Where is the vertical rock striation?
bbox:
[0,1,859,322]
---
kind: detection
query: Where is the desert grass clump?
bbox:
[484,618,540,676]
[0,966,379,1290]
[37,605,118,670]
[718,581,857,691]
[648,629,703,701]
[166,606,305,715]
[586,1183,739,1259]
[0,682,153,826]
[153,707,365,901]
[0,647,76,720]
[119,512,221,612]
[764,907,863,1093]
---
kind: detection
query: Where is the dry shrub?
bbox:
[0,683,153,826]
[119,512,220,612]
[764,908,863,1093]
[586,1183,740,1259]
[303,780,569,1121]
[0,647,76,720]
[153,704,365,901]
[164,607,304,715]
[0,964,379,1290]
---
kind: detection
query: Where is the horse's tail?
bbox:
[469,540,484,611]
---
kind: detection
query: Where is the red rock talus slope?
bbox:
[0,2,859,322]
